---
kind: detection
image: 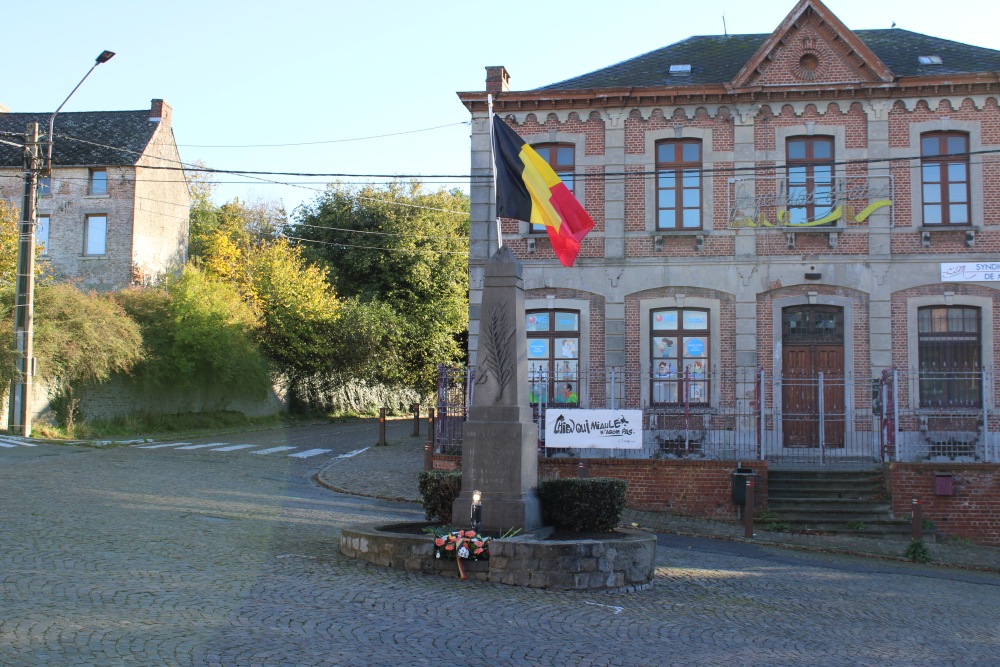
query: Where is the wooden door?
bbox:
[781,306,846,448]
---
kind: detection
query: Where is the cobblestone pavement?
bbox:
[2,421,1000,666]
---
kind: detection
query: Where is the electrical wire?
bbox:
[175,121,471,148]
[285,235,468,255]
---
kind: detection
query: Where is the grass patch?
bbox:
[32,411,315,441]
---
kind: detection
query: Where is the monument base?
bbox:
[453,416,542,533]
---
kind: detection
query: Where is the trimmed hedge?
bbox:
[417,471,461,524]
[537,477,627,532]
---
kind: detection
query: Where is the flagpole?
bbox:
[487,93,502,251]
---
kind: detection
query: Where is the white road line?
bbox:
[251,446,298,455]
[0,439,36,447]
[176,443,227,450]
[138,442,192,449]
[288,448,331,458]
[210,444,257,452]
[336,447,370,459]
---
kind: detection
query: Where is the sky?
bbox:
[2,0,995,217]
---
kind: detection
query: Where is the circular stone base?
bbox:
[340,523,656,591]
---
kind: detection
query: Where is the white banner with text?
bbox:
[544,409,642,449]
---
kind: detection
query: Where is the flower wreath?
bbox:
[426,528,492,580]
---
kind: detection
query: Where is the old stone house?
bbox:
[0,98,190,289]
[457,0,1000,467]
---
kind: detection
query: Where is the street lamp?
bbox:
[7,50,115,437]
[45,51,115,174]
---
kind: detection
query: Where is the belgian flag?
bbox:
[492,115,594,267]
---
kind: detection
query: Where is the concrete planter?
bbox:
[340,522,656,591]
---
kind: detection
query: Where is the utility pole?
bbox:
[8,122,39,436]
[5,50,115,437]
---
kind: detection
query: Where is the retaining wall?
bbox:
[887,463,1000,546]
[433,454,766,519]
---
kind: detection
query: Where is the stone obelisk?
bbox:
[453,246,542,532]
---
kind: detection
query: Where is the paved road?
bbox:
[2,422,999,666]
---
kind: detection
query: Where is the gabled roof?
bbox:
[0,110,159,169]
[730,0,893,86]
[536,29,1000,91]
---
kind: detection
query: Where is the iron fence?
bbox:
[433,364,999,465]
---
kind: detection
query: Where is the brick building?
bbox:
[0,98,190,289]
[458,0,1000,465]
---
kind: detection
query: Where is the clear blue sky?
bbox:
[2,0,993,216]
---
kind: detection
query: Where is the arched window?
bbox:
[786,136,834,225]
[921,132,970,225]
[526,309,580,405]
[650,308,709,405]
[656,139,702,230]
[918,305,981,407]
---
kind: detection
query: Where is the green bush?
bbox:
[904,538,932,564]
[418,471,461,524]
[537,477,627,532]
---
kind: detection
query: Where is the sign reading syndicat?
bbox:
[941,262,1000,282]
[544,409,642,449]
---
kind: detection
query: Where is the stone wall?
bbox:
[75,376,288,422]
[340,523,656,591]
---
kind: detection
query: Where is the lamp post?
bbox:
[7,50,114,437]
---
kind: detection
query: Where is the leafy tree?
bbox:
[290,180,470,390]
[116,266,270,398]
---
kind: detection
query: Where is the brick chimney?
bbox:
[485,66,510,94]
[149,99,172,126]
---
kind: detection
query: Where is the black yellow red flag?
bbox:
[492,115,594,267]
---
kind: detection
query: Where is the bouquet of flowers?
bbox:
[425,528,493,580]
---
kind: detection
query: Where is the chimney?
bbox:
[485,66,510,95]
[149,99,172,126]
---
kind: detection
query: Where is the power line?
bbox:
[285,235,468,255]
[175,121,471,148]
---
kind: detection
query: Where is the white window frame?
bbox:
[84,214,107,256]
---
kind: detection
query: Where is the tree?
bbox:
[115,267,271,398]
[290,180,470,390]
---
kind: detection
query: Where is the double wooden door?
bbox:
[781,307,845,448]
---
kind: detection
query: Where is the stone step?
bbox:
[758,518,920,536]
[768,483,883,499]
[768,498,891,511]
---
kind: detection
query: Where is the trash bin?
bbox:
[732,467,756,505]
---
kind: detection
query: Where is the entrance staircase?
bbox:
[765,468,913,537]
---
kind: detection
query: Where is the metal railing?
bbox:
[434,365,998,465]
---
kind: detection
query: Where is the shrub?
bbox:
[418,471,461,524]
[904,538,932,564]
[537,477,627,532]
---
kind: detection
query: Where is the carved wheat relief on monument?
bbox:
[475,300,514,402]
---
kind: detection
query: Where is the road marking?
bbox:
[0,439,36,447]
[288,448,331,458]
[138,442,191,449]
[210,444,257,452]
[336,447,370,459]
[176,443,227,450]
[252,446,298,455]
